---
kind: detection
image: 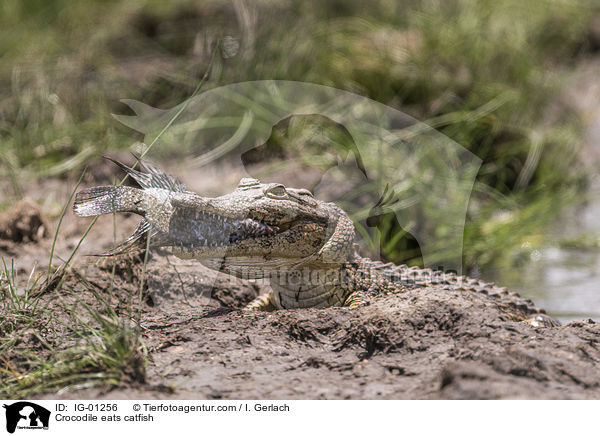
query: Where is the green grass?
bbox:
[0,271,147,398]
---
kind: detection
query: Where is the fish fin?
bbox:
[132,154,187,193]
[96,219,172,256]
[103,155,186,192]
[104,156,154,189]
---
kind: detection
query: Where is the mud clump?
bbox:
[0,200,49,243]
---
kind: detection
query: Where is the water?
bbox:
[489,61,600,323]
[499,244,600,322]
[492,168,600,322]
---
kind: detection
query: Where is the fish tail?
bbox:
[73,186,145,217]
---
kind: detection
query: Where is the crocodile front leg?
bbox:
[343,290,371,308]
[245,292,277,312]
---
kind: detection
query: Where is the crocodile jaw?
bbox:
[169,213,328,268]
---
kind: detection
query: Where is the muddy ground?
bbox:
[1,176,599,400]
[86,276,600,400]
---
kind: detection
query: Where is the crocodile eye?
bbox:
[266,185,288,199]
[296,189,313,197]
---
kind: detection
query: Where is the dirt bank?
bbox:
[38,253,600,400]
[107,278,600,400]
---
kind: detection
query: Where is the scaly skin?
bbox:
[73,159,559,327]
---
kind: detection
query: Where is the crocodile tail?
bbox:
[73,186,145,217]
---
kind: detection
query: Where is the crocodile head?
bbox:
[167,177,355,276]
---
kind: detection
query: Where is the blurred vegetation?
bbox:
[0,0,599,271]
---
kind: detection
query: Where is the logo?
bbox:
[3,402,50,434]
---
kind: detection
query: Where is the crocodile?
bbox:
[73,158,559,327]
